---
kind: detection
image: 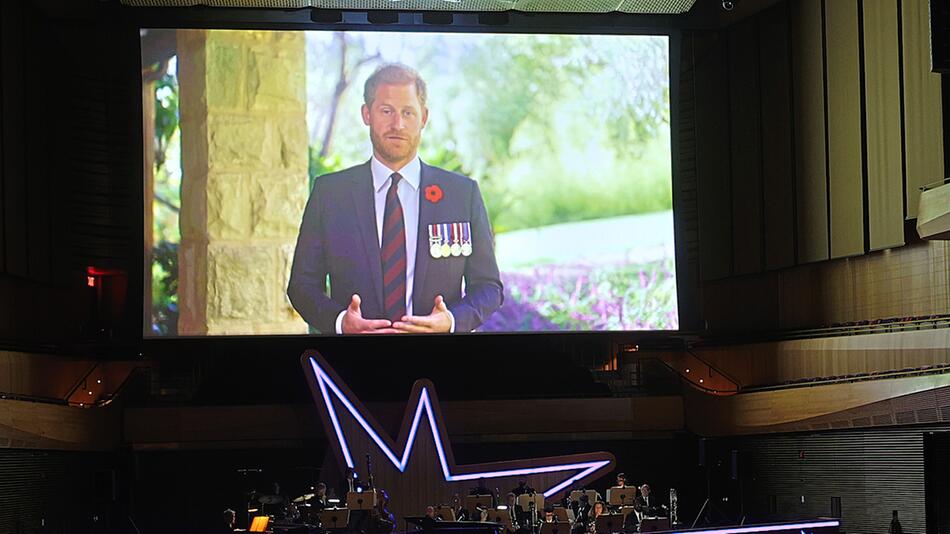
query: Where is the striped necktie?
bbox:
[381,172,407,322]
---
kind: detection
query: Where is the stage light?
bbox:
[685,368,690,373]
[96,379,102,384]
[699,379,704,384]
[87,276,96,287]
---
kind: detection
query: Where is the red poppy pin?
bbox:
[424,184,443,204]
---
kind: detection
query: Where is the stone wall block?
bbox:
[208,115,267,172]
[247,39,306,113]
[206,41,245,111]
[207,173,251,240]
[276,118,310,172]
[208,244,275,322]
[251,178,307,238]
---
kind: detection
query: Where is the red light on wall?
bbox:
[87,276,96,287]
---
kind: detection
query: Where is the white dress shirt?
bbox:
[335,156,453,333]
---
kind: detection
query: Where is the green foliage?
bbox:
[150,60,182,334]
[309,147,346,190]
[154,70,179,168]
[151,241,179,335]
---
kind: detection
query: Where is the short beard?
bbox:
[371,129,419,166]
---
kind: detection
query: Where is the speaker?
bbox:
[933,0,950,72]
[367,11,399,24]
[422,12,453,25]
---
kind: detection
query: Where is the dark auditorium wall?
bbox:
[705,423,950,534]
[0,0,141,345]
[687,0,949,333]
[0,448,129,534]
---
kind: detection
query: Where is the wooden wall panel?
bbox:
[759,4,796,270]
[694,31,734,281]
[790,0,830,263]
[863,0,905,250]
[902,0,945,218]
[729,20,764,275]
[824,0,865,258]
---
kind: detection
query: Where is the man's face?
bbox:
[426,506,435,518]
[362,83,428,169]
[616,476,625,486]
[641,485,650,497]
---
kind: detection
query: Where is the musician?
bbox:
[217,509,236,534]
[542,507,555,523]
[505,492,524,531]
[470,479,495,508]
[512,476,534,496]
[634,485,664,518]
[615,473,629,488]
[571,494,591,534]
[419,505,441,534]
[312,482,330,512]
[586,502,608,534]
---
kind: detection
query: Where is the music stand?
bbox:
[618,506,638,522]
[638,518,670,532]
[434,505,457,522]
[517,493,544,512]
[553,508,575,524]
[487,508,515,531]
[319,509,350,530]
[593,514,622,534]
[347,490,378,510]
[466,495,494,511]
[570,490,599,504]
[606,488,636,507]
[540,522,570,534]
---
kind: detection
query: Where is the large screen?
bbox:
[141,28,676,336]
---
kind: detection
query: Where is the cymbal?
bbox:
[293,494,316,503]
[258,494,284,504]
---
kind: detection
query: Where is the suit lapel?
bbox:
[413,162,434,312]
[350,161,384,312]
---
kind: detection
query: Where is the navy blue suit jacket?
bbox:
[288,160,504,334]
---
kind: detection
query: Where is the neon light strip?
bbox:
[309,357,612,495]
[672,520,840,534]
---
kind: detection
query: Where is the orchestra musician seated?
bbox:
[571,494,591,534]
[586,502,608,534]
[512,476,535,496]
[634,485,665,518]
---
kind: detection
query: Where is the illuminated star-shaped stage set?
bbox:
[302,351,616,521]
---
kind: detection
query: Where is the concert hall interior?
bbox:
[1,0,949,533]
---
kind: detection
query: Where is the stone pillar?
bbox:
[177,30,309,335]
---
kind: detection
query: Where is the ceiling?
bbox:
[118,0,699,15]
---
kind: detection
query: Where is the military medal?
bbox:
[440,223,451,258]
[429,224,443,258]
[450,222,462,257]
[461,222,473,257]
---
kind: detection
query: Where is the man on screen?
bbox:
[288,63,503,334]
